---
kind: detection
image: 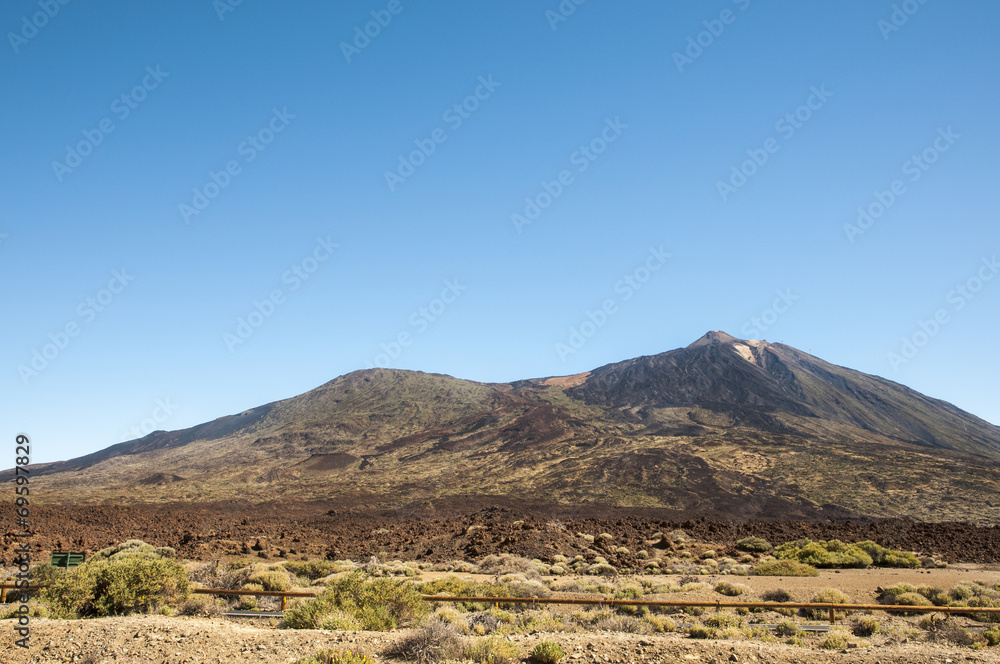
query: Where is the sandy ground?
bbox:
[419,564,1000,603]
[3,567,999,663]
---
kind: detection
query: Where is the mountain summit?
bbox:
[14,332,1000,523]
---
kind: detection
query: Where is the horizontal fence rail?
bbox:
[191,587,317,611]
[5,584,1000,624]
[420,595,1000,624]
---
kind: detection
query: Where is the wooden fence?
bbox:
[5,584,1000,624]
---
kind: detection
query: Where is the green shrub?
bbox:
[320,610,363,631]
[804,588,850,620]
[983,629,1000,646]
[177,596,224,617]
[593,614,651,634]
[295,649,375,664]
[753,560,818,577]
[774,539,871,568]
[966,595,1000,623]
[818,631,849,650]
[856,540,886,562]
[853,541,920,568]
[388,618,463,663]
[29,563,66,587]
[893,592,933,609]
[735,536,772,553]
[644,614,677,632]
[282,572,427,631]
[42,556,190,617]
[0,603,49,619]
[761,589,793,603]
[236,595,259,611]
[703,612,742,628]
[92,539,159,561]
[531,640,564,664]
[922,617,974,646]
[687,625,717,639]
[915,585,949,606]
[881,550,920,568]
[283,560,336,581]
[248,570,291,591]
[587,563,618,577]
[418,575,512,611]
[773,621,803,638]
[713,581,748,597]
[465,636,519,664]
[879,583,916,598]
[852,616,880,637]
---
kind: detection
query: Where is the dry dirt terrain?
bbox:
[3,499,1000,662]
[4,611,1000,664]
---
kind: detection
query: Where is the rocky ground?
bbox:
[3,498,1000,566]
[3,499,1000,662]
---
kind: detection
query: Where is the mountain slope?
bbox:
[12,332,1000,524]
[569,331,1000,457]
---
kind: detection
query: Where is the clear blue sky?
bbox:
[3,1,998,464]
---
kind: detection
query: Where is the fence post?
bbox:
[829,608,836,624]
[281,595,287,611]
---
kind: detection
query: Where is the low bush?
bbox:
[735,536,772,553]
[419,576,512,611]
[295,649,374,664]
[478,554,541,579]
[803,588,850,620]
[852,616,880,637]
[857,540,923,568]
[818,630,849,650]
[594,614,650,634]
[687,625,717,639]
[91,539,158,561]
[249,570,292,591]
[643,613,677,632]
[29,563,66,587]
[388,618,463,663]
[587,563,618,577]
[320,610,364,631]
[464,636,519,664]
[41,555,190,618]
[753,560,818,577]
[966,595,1000,623]
[713,581,748,597]
[774,539,871,569]
[889,592,933,615]
[531,640,564,664]
[177,596,224,617]
[915,585,950,606]
[922,616,974,646]
[0,603,49,619]
[703,612,742,629]
[761,589,793,603]
[983,629,1000,647]
[773,621,803,638]
[283,560,336,581]
[282,572,426,631]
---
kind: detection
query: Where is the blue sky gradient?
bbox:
[3,0,998,463]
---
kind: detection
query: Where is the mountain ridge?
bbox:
[11,331,1000,524]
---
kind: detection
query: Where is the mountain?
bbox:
[12,332,1000,523]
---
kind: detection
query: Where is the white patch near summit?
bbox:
[732,343,758,365]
